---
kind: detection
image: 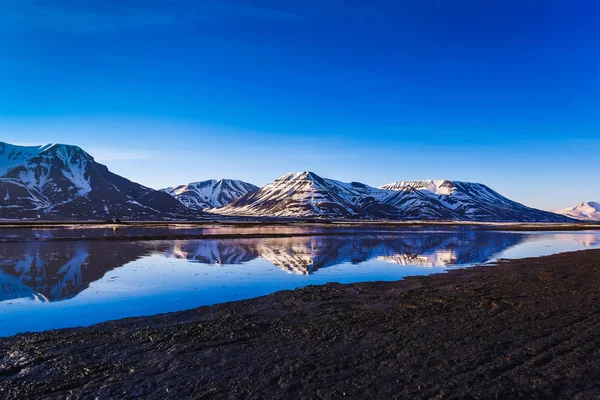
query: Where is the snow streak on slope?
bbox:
[553,202,600,221]
[162,179,259,210]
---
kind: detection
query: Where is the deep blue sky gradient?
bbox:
[1,0,598,209]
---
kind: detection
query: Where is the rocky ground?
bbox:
[1,249,599,399]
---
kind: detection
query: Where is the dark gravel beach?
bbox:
[1,249,599,399]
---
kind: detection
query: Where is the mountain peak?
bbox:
[40,142,88,153]
[161,178,259,210]
[0,140,192,220]
[278,171,319,180]
[554,201,600,221]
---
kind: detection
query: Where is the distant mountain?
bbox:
[215,172,573,222]
[162,179,258,211]
[553,202,600,221]
[0,142,197,220]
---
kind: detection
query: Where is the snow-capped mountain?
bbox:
[215,172,572,222]
[215,171,396,218]
[553,202,600,221]
[162,179,258,210]
[380,180,571,222]
[0,142,197,220]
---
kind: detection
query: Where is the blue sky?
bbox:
[0,0,598,210]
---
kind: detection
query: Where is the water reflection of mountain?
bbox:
[2,231,598,303]
[0,241,161,302]
[166,240,259,265]
[164,231,528,274]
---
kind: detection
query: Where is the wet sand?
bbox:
[1,249,599,399]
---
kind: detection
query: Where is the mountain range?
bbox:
[215,171,572,222]
[0,142,585,222]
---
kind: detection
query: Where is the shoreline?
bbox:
[0,221,598,243]
[1,249,599,398]
[0,219,599,229]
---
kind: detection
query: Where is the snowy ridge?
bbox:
[379,179,569,222]
[0,143,52,176]
[162,179,258,210]
[553,202,600,221]
[381,180,454,196]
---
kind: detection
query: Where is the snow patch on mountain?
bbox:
[55,145,92,196]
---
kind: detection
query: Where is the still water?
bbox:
[1,228,599,336]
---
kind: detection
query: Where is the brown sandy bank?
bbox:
[1,250,600,399]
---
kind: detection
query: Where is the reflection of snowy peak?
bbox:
[0,142,195,220]
[215,172,572,222]
[553,202,600,221]
[0,243,91,301]
[0,241,158,301]
[165,240,258,265]
[378,251,458,267]
[162,179,258,210]
[255,237,345,274]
